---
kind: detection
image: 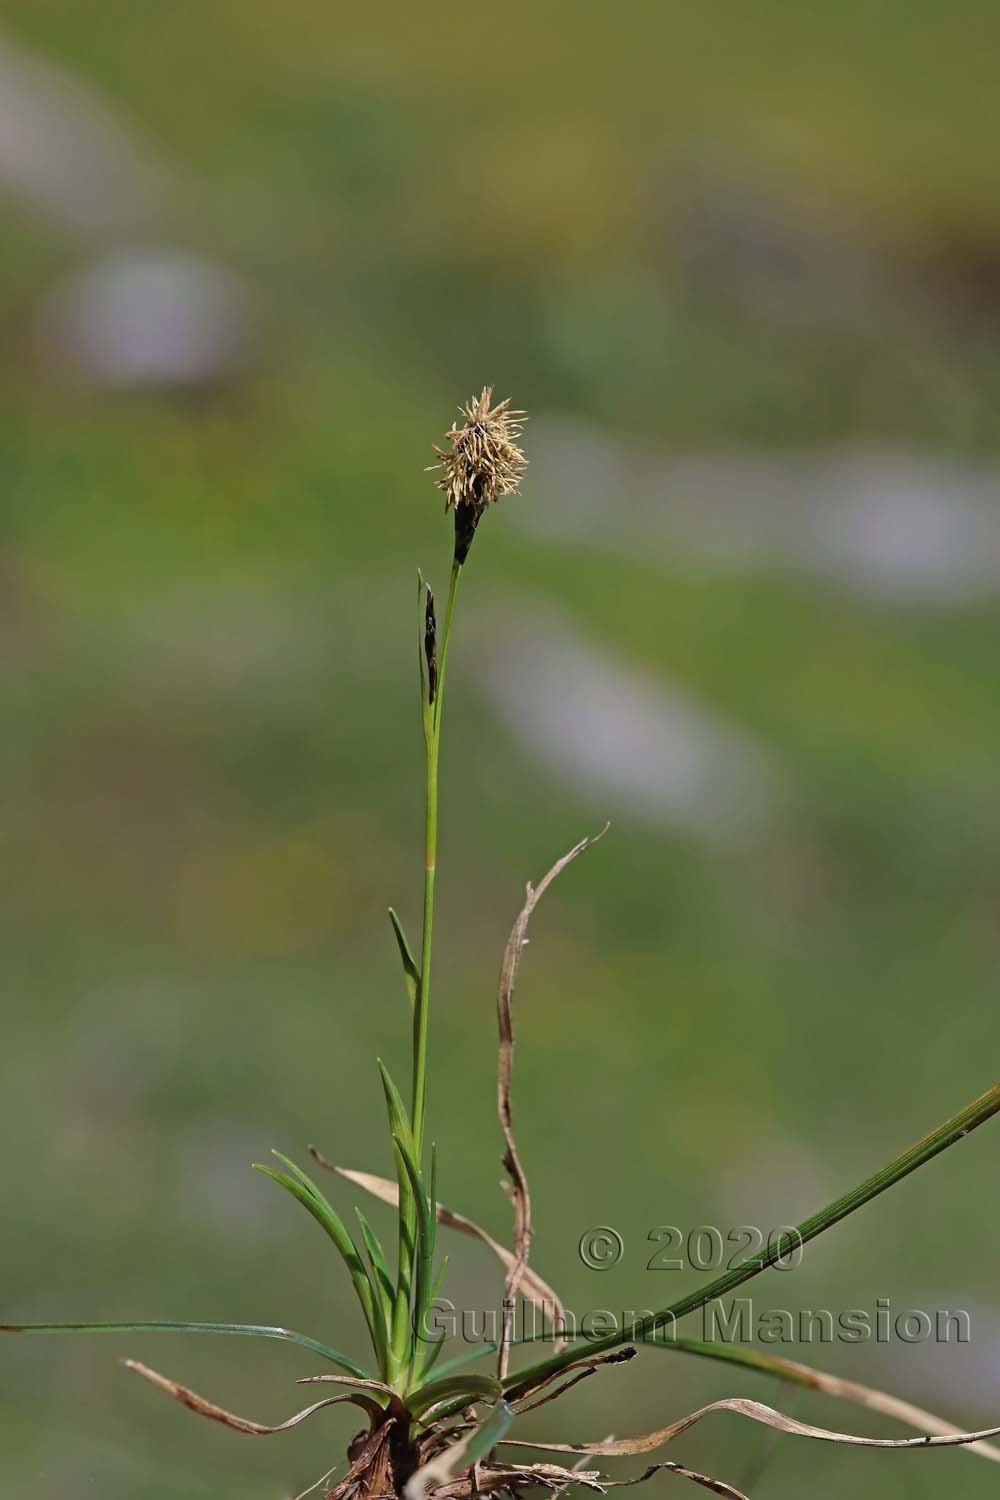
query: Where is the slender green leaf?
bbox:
[417,1331,446,1380]
[260,1154,367,1282]
[407,1372,502,1418]
[268,1151,333,1202]
[378,1061,415,1152]
[392,1133,430,1249]
[356,1208,395,1322]
[428,1143,439,1267]
[425,1335,554,1385]
[393,1131,435,1353]
[416,1254,451,1379]
[454,1396,514,1462]
[388,908,420,1011]
[504,1083,1000,1398]
[253,1157,386,1372]
[0,1321,368,1376]
[377,1060,418,1259]
[426,1342,500,1382]
[378,1059,419,1370]
[429,1253,449,1303]
[309,1157,567,1327]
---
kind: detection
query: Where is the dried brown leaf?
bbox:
[483,1462,606,1493]
[122,1359,371,1436]
[296,1373,405,1426]
[327,1417,395,1500]
[512,1366,598,1415]
[617,1462,748,1499]
[432,1459,746,1499]
[431,1463,604,1498]
[505,1395,1000,1457]
[662,1338,1000,1464]
[510,1348,636,1409]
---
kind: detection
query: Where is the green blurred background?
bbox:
[2,3,999,1496]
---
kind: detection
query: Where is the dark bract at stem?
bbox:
[423,584,438,705]
[453,502,480,566]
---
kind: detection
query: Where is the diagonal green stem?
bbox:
[503,1083,1000,1398]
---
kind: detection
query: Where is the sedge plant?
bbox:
[4,389,1000,1500]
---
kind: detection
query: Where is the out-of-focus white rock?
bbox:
[0,26,174,238]
[0,26,257,390]
[527,420,1000,605]
[38,249,252,388]
[478,606,781,839]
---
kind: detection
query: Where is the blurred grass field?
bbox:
[1,4,999,1497]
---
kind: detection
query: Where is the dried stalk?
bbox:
[505,1394,1000,1456]
[121,1359,376,1436]
[495,829,607,1376]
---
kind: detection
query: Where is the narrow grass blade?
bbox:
[416,1254,450,1379]
[378,1061,416,1152]
[428,1143,439,1266]
[355,1208,395,1322]
[392,1131,434,1350]
[256,1154,369,1288]
[388,908,420,1011]
[308,1153,566,1332]
[253,1156,387,1373]
[504,1083,1000,1397]
[0,1320,368,1376]
[406,1372,502,1418]
[377,1060,419,1370]
[425,1343,501,1381]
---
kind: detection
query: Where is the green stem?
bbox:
[411,732,438,1159]
[392,560,463,1386]
[411,559,461,1159]
[503,1083,1000,1398]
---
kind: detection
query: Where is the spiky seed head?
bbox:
[429,388,528,516]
